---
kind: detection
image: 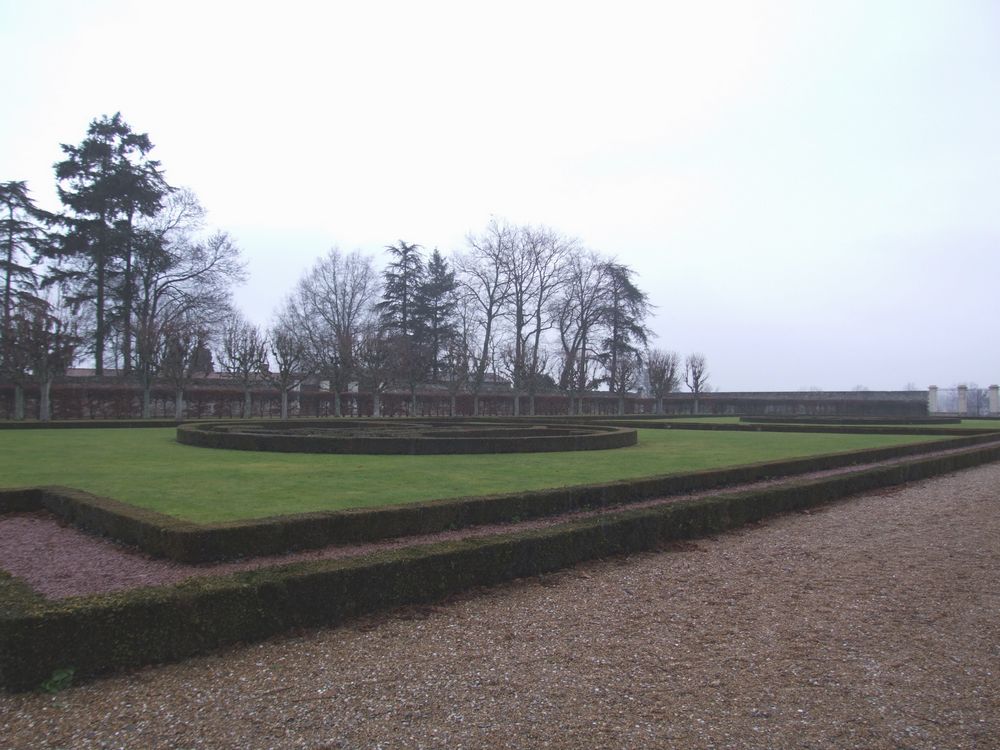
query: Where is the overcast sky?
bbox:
[2,0,998,391]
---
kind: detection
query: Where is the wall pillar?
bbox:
[989,385,999,416]
[957,385,968,415]
[927,385,938,413]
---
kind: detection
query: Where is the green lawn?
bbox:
[650,417,1000,429]
[952,419,1000,429]
[0,427,947,523]
[645,416,742,423]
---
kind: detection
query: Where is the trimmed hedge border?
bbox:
[601,420,993,437]
[2,440,999,691]
[739,416,963,426]
[2,432,999,564]
[0,419,186,429]
[176,419,638,455]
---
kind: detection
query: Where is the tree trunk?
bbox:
[95,256,105,376]
[39,379,52,421]
[121,212,135,376]
[333,390,342,417]
[14,383,25,420]
[142,382,152,418]
[2,229,13,333]
[656,396,663,414]
[529,393,536,416]
[513,390,520,416]
[372,392,380,417]
[243,388,252,418]
[410,385,417,417]
[618,394,625,416]
[281,389,289,419]
[450,393,456,416]
[174,388,185,420]
[473,392,480,417]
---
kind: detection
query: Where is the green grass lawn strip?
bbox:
[941,419,1000,429]
[0,428,943,523]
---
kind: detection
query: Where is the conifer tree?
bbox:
[376,240,425,336]
[377,240,427,412]
[0,181,50,336]
[52,113,170,375]
[598,262,652,414]
[416,248,457,380]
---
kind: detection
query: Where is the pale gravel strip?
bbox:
[1,462,998,749]
[1,441,997,600]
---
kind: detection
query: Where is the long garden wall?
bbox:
[0,380,930,421]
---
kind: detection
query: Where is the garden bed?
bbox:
[2,438,999,691]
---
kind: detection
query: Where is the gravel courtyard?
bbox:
[2,463,998,749]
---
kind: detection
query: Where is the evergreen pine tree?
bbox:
[52,113,170,375]
[598,262,652,414]
[416,248,457,380]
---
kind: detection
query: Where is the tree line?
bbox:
[1,113,710,420]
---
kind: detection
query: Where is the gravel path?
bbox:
[2,462,997,748]
[2,443,996,600]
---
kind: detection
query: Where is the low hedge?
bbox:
[601,420,994,436]
[2,440,999,691]
[176,419,638,455]
[2,433,999,564]
[739,416,962,426]
[0,419,186,430]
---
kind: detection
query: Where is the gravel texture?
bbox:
[2,462,998,748]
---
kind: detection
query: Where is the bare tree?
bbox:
[554,250,609,415]
[160,316,213,419]
[356,322,392,417]
[500,224,574,415]
[217,313,269,418]
[440,291,476,415]
[129,190,242,416]
[959,383,990,416]
[646,349,681,413]
[269,311,310,419]
[457,219,513,416]
[287,248,378,416]
[7,292,79,420]
[685,353,710,415]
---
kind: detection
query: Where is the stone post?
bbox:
[957,385,968,416]
[927,385,938,413]
[989,385,999,416]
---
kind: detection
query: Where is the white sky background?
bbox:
[2,0,998,391]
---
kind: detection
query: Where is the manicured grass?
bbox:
[647,416,742,423]
[721,418,1000,429]
[871,420,1000,429]
[653,417,1000,428]
[0,427,947,523]
[956,419,1000,429]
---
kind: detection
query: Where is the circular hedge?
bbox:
[176,419,638,455]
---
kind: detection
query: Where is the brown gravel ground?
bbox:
[2,462,998,749]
